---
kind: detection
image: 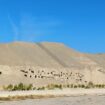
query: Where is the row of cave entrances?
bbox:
[21,69,46,79]
[0,71,2,75]
[20,69,84,82]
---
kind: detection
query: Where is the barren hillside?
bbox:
[0,42,105,86]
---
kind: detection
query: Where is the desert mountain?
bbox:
[0,42,105,86]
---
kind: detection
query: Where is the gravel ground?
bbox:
[0,95,105,105]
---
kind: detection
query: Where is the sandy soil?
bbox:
[1,95,105,105]
[1,89,105,98]
[0,89,105,104]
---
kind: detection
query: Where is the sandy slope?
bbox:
[0,42,105,87]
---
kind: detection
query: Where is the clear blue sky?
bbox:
[0,0,105,53]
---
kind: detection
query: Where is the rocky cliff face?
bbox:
[0,42,105,86]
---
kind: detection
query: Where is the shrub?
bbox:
[6,84,13,91]
[81,84,85,88]
[26,84,33,90]
[33,87,36,90]
[74,85,77,88]
[70,84,73,88]
[46,84,63,90]
[37,86,45,90]
[101,84,105,88]
[87,81,94,88]
[18,83,24,90]
[67,84,70,88]
[12,85,18,91]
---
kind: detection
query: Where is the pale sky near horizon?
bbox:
[0,0,105,53]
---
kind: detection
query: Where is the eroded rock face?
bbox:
[0,42,105,86]
[0,65,104,86]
